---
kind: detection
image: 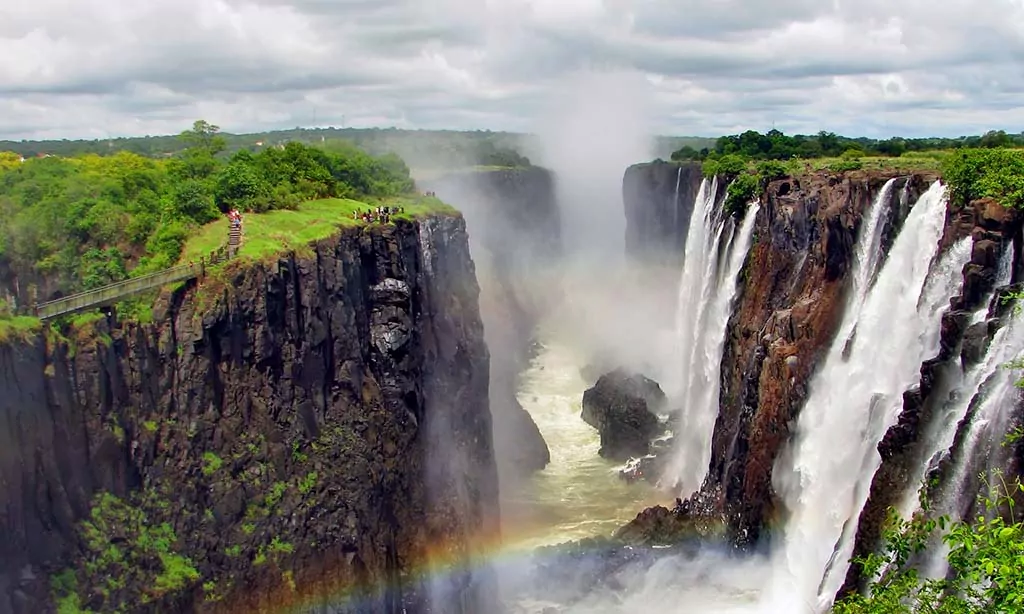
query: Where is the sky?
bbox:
[1,0,1023,141]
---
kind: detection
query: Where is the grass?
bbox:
[801,151,946,174]
[180,195,457,265]
[0,315,42,343]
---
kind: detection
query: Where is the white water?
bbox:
[766,181,959,612]
[895,248,1014,525]
[663,178,761,496]
[500,339,664,550]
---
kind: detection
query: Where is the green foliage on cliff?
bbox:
[941,149,1024,210]
[725,173,760,219]
[0,313,41,343]
[53,491,200,612]
[180,193,453,267]
[0,120,418,302]
[833,468,1024,613]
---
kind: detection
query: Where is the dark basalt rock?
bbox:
[581,370,667,460]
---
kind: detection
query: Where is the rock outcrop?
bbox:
[0,216,498,613]
[581,370,667,460]
[839,196,1023,596]
[425,167,559,480]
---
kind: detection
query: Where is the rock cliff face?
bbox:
[622,161,708,267]
[0,216,498,614]
[695,171,936,545]
[424,168,559,481]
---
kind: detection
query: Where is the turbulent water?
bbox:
[499,339,664,550]
[500,177,1022,614]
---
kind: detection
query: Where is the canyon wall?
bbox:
[0,216,498,614]
[698,171,936,545]
[423,167,560,481]
[622,161,705,268]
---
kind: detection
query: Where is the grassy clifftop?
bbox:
[181,195,457,264]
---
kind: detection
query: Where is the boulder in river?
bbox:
[581,369,667,460]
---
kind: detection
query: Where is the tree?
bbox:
[178,120,226,156]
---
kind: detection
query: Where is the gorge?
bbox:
[2,151,1023,614]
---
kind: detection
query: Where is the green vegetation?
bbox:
[298,471,318,495]
[671,129,1019,182]
[1,126,533,173]
[941,148,1024,211]
[201,451,223,476]
[672,128,1024,163]
[51,492,200,612]
[833,463,1024,613]
[0,314,41,343]
[179,193,453,265]
[0,120,420,306]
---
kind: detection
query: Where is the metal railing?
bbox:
[33,245,233,320]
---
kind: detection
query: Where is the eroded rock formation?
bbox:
[0,216,498,614]
[622,161,708,267]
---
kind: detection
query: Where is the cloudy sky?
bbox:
[1,0,1023,140]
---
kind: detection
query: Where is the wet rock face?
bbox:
[581,369,667,460]
[695,172,934,546]
[0,217,498,614]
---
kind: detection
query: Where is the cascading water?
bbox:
[895,248,1014,525]
[673,166,683,233]
[767,181,960,612]
[919,292,1024,579]
[662,178,761,496]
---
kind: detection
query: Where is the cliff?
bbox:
[622,161,708,268]
[423,167,560,481]
[0,216,499,613]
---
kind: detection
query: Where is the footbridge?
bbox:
[32,223,242,321]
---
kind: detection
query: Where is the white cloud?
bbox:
[0,0,1022,139]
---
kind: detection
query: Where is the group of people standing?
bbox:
[354,204,405,224]
[227,208,243,228]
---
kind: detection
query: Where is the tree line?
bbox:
[1,126,532,172]
[0,121,417,302]
[671,129,1024,162]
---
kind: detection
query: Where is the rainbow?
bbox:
[203,500,764,613]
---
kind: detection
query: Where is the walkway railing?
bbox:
[34,245,232,320]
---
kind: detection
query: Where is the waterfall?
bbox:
[663,177,761,496]
[673,166,683,235]
[766,181,958,612]
[919,292,1024,579]
[895,248,1014,525]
